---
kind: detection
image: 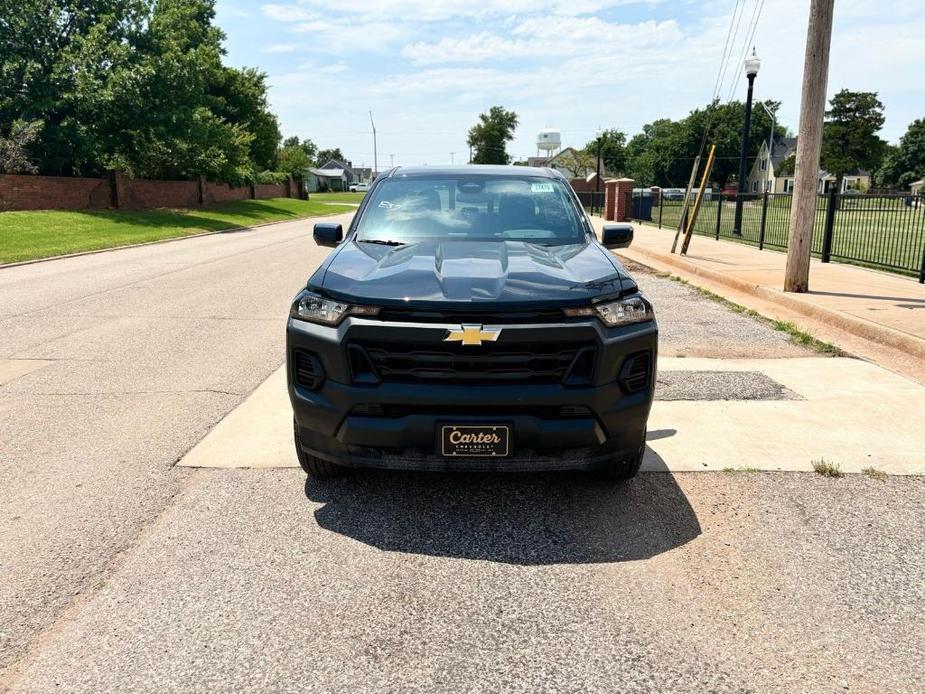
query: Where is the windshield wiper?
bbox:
[358,239,406,246]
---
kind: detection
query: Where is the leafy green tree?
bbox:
[467,106,519,165]
[876,118,925,188]
[211,67,281,171]
[583,129,627,176]
[0,0,151,175]
[553,149,595,178]
[316,147,346,165]
[623,100,785,187]
[0,119,42,173]
[821,89,887,193]
[0,0,281,183]
[282,136,318,161]
[276,136,316,175]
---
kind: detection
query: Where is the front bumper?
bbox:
[287,315,657,471]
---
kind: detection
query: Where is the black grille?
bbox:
[293,350,324,390]
[350,404,594,418]
[352,340,596,385]
[619,352,652,393]
[376,307,571,324]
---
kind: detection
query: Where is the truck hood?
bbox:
[314,239,632,307]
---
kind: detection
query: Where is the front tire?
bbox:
[294,420,345,478]
[593,443,645,482]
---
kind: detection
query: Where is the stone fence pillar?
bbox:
[650,186,661,207]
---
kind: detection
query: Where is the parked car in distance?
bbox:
[287,165,658,481]
[662,188,684,200]
[349,182,370,193]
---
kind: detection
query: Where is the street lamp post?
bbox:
[594,129,603,215]
[733,49,761,236]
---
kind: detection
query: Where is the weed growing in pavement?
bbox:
[770,320,841,355]
[667,275,843,356]
[812,458,844,478]
[862,466,887,481]
[722,466,763,473]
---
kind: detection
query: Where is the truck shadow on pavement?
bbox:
[304,449,700,565]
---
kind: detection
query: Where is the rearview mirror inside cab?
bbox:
[313,223,343,247]
[602,224,633,249]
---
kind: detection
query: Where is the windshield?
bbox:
[355,174,586,246]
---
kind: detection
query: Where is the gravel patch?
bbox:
[656,370,801,401]
[626,260,820,359]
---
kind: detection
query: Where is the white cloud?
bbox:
[260,43,297,53]
[403,19,682,64]
[262,0,659,23]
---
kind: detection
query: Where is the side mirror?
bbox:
[602,223,633,249]
[313,222,343,247]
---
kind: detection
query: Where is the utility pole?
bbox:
[450,152,454,165]
[784,0,834,293]
[389,153,394,168]
[369,110,378,179]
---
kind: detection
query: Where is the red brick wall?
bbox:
[0,173,299,212]
[255,183,286,199]
[570,178,594,193]
[0,174,111,211]
[205,182,250,204]
[122,178,199,209]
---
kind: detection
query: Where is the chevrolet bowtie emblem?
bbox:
[443,324,502,346]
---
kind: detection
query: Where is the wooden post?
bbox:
[680,145,716,255]
[784,0,834,292]
[671,156,701,253]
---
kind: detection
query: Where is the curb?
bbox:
[0,210,355,270]
[619,243,925,363]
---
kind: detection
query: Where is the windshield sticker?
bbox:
[378,200,400,209]
[531,182,554,193]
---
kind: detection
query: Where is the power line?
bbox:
[712,0,744,103]
[726,0,766,102]
[715,0,748,103]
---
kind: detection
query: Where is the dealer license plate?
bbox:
[440,424,510,457]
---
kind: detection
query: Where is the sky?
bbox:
[215,0,925,170]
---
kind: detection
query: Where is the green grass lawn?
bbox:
[0,197,355,264]
[310,191,367,204]
[646,197,925,276]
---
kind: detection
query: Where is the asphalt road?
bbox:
[1,221,922,692]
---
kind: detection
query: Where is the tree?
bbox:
[553,149,595,178]
[821,89,887,194]
[875,118,925,188]
[467,106,518,165]
[282,136,318,161]
[276,136,317,175]
[583,129,627,176]
[211,67,281,171]
[622,100,786,186]
[0,0,282,183]
[316,147,345,165]
[0,119,41,173]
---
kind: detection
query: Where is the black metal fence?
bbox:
[631,191,925,282]
[576,191,605,216]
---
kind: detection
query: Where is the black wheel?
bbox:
[293,420,345,478]
[593,443,645,482]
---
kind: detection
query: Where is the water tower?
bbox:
[536,128,561,158]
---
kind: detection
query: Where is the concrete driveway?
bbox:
[1,218,922,692]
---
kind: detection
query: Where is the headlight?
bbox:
[564,295,653,326]
[290,291,380,325]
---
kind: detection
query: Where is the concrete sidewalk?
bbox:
[177,357,925,476]
[592,217,925,384]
